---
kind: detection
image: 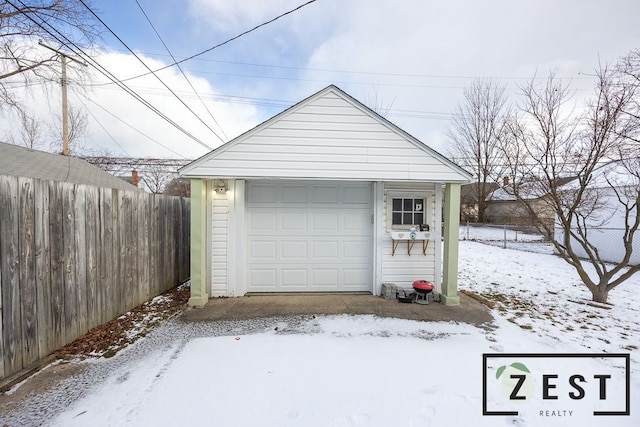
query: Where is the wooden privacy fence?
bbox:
[0,175,190,382]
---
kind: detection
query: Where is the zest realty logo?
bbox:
[482,353,630,417]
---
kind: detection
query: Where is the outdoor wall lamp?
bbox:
[215,179,228,194]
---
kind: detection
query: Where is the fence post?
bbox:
[503,224,507,249]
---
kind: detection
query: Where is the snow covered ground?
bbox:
[1,237,638,426]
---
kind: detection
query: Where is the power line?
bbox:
[76,95,131,156]
[134,0,229,141]
[9,0,212,153]
[120,53,594,82]
[77,0,222,146]
[117,0,318,83]
[91,83,459,120]
[84,97,187,158]
[91,66,593,93]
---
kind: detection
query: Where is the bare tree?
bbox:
[0,1,98,111]
[48,104,88,154]
[364,87,395,118]
[163,178,190,197]
[141,162,175,194]
[448,79,510,222]
[501,59,640,304]
[6,107,44,149]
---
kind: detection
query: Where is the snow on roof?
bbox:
[588,159,639,189]
[487,181,547,201]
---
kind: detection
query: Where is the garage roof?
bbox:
[180,85,472,183]
[0,142,139,191]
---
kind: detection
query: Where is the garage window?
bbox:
[392,197,424,226]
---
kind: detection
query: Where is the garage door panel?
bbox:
[250,212,277,231]
[311,185,339,204]
[343,212,371,233]
[312,269,339,287]
[249,241,277,260]
[282,185,308,203]
[343,269,369,288]
[282,269,308,287]
[281,213,307,230]
[247,181,372,292]
[342,240,371,260]
[281,241,308,259]
[344,185,372,204]
[250,185,278,204]
[312,241,339,259]
[249,269,277,289]
[312,213,339,232]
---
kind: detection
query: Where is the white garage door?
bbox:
[246,181,373,292]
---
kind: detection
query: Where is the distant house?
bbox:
[484,183,553,227]
[485,177,575,229]
[0,142,139,191]
[555,160,640,264]
[460,182,500,222]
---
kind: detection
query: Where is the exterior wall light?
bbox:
[215,179,228,194]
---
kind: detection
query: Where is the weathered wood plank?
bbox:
[0,183,3,379]
[137,192,150,302]
[101,188,116,323]
[113,191,127,313]
[49,180,65,350]
[119,191,135,311]
[62,184,77,342]
[171,197,179,288]
[1,176,23,377]
[0,252,3,380]
[18,177,38,367]
[34,179,52,360]
[148,195,159,298]
[162,197,171,292]
[74,185,88,337]
[84,186,99,331]
[126,191,140,310]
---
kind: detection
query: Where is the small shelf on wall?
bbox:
[388,231,430,256]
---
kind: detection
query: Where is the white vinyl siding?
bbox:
[182,90,470,183]
[381,182,438,291]
[211,186,229,296]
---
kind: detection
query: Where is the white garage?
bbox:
[246,181,372,292]
[180,85,472,305]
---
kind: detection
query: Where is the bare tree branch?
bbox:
[0,0,99,111]
[448,79,511,222]
[499,59,640,304]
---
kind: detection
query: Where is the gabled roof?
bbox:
[0,142,139,191]
[488,177,577,201]
[582,159,639,190]
[180,85,472,183]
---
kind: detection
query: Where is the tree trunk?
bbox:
[590,285,609,304]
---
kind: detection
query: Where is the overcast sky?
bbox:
[4,0,640,160]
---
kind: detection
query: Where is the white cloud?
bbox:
[4,0,640,159]
[288,0,640,154]
[1,49,260,159]
[187,0,309,32]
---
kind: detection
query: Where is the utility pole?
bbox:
[39,42,87,156]
[61,54,69,155]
